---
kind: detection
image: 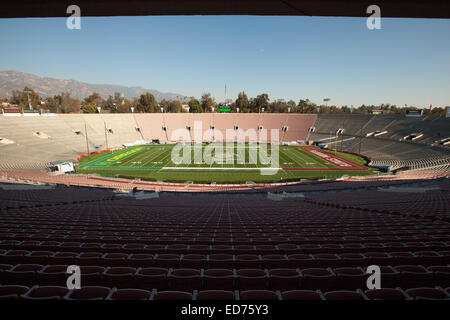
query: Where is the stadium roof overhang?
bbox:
[0,0,449,19]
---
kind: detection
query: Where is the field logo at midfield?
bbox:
[170,120,279,175]
[107,147,144,162]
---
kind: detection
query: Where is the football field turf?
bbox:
[77,143,377,183]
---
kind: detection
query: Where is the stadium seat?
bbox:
[239,290,280,300]
[103,267,137,288]
[261,254,288,269]
[235,255,261,268]
[203,269,234,290]
[65,286,111,300]
[181,254,208,268]
[196,290,235,300]
[427,266,450,287]
[406,287,450,300]
[5,264,44,286]
[79,266,106,286]
[135,267,169,290]
[300,268,337,291]
[333,267,366,290]
[154,254,181,268]
[281,290,324,300]
[394,265,434,288]
[168,268,202,291]
[107,288,151,300]
[236,269,268,290]
[128,254,154,268]
[0,285,30,300]
[38,265,70,286]
[152,290,192,300]
[23,286,70,300]
[268,269,301,290]
[287,254,315,269]
[324,290,367,300]
[208,254,234,269]
[364,288,409,300]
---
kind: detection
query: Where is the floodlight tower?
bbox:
[24,89,33,110]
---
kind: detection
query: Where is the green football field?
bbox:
[77,143,378,183]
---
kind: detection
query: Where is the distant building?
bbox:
[181,104,190,112]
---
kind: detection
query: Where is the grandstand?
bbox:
[0,112,449,300]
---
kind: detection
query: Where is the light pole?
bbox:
[24,89,33,110]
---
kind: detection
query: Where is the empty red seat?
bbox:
[208,254,234,269]
[5,264,44,285]
[427,266,450,287]
[103,267,136,288]
[268,269,300,291]
[239,290,279,300]
[23,286,69,300]
[101,253,129,267]
[365,288,409,300]
[77,252,103,265]
[203,269,234,290]
[287,254,315,269]
[196,290,235,300]
[65,286,111,300]
[324,290,367,300]
[79,266,105,286]
[108,288,151,300]
[128,254,154,268]
[236,269,268,290]
[154,254,180,268]
[152,290,192,300]
[235,255,261,268]
[333,267,365,290]
[52,252,78,265]
[281,290,323,300]
[364,252,392,265]
[261,254,287,269]
[406,287,450,300]
[0,285,30,300]
[169,269,202,291]
[394,265,434,288]
[134,267,168,290]
[38,265,70,286]
[389,252,417,265]
[300,268,336,291]
[313,253,342,268]
[338,253,367,267]
[181,254,208,268]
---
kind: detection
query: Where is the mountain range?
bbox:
[0,71,190,102]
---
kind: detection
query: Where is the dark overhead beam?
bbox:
[0,1,449,19]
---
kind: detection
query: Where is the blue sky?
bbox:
[0,16,449,107]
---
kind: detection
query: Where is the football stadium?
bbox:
[0,0,450,310]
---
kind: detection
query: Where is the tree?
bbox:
[201,93,215,112]
[83,92,104,107]
[188,98,202,113]
[11,87,41,110]
[81,103,98,113]
[254,93,270,112]
[168,100,182,113]
[103,92,124,113]
[54,92,81,113]
[235,92,249,112]
[137,93,157,113]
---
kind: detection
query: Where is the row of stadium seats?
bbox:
[1,285,449,300]
[1,264,449,290]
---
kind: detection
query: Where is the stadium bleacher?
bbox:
[0,112,449,299]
